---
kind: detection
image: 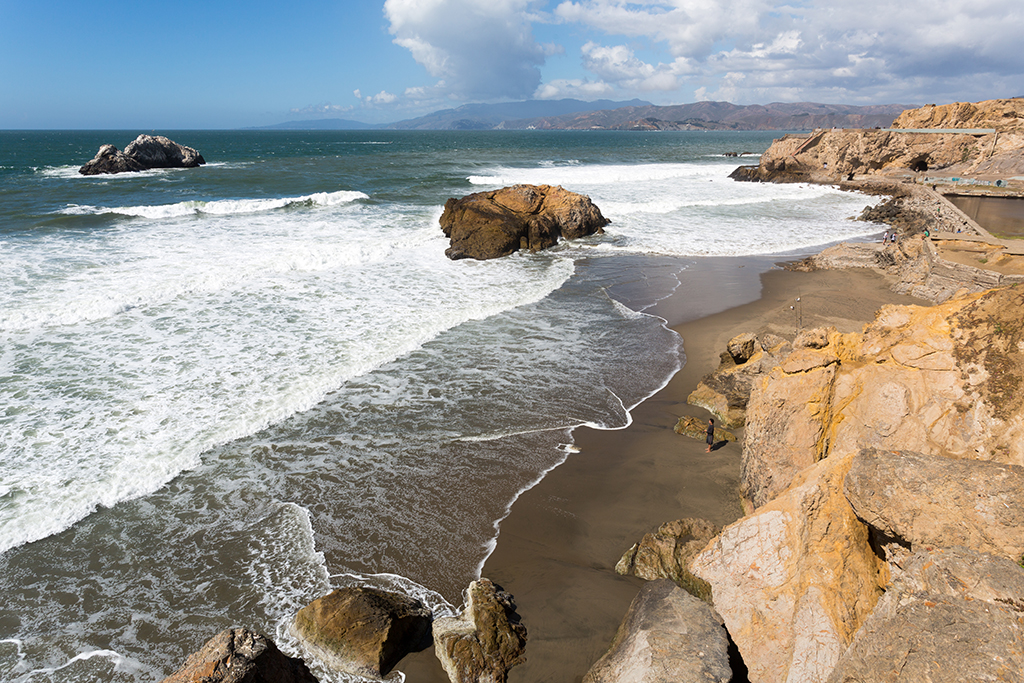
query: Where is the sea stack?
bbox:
[439,184,609,260]
[79,134,206,175]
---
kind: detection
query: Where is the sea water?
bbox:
[0,130,881,682]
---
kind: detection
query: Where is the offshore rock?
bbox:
[826,547,1024,683]
[687,332,791,428]
[160,628,319,683]
[741,286,1024,510]
[615,518,721,602]
[290,586,432,679]
[433,578,527,683]
[691,452,885,683]
[844,448,1024,562]
[582,579,732,683]
[80,134,206,175]
[439,184,609,260]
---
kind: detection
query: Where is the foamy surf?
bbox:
[61,189,368,219]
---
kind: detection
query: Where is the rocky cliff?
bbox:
[682,285,1024,683]
[732,98,1024,183]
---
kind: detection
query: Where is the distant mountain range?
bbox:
[256,99,914,132]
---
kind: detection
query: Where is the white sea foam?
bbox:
[61,189,368,219]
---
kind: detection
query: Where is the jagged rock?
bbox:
[740,329,842,508]
[439,184,609,260]
[432,578,527,683]
[615,518,720,602]
[582,580,732,683]
[80,134,205,175]
[741,286,1024,509]
[826,547,1024,682]
[844,448,1024,562]
[672,416,736,444]
[290,586,432,679]
[733,99,1024,183]
[160,628,319,683]
[687,332,792,428]
[691,452,885,683]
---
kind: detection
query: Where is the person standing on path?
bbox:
[705,418,715,453]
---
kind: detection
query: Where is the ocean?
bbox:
[0,130,881,682]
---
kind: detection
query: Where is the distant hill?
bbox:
[384,98,652,130]
[254,100,915,132]
[256,118,384,130]
[502,101,916,131]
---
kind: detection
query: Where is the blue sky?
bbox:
[1,0,1021,129]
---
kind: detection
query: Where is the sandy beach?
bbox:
[400,254,926,683]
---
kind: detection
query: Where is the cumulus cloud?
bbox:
[384,0,549,100]
[551,0,1024,104]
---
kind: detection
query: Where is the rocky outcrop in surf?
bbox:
[432,578,528,683]
[160,628,319,683]
[79,134,206,175]
[289,586,432,679]
[439,184,609,260]
[731,98,1024,184]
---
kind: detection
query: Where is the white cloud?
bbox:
[384,0,549,100]
[547,0,1024,104]
[534,78,615,99]
[289,102,355,117]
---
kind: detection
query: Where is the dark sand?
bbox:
[401,258,925,683]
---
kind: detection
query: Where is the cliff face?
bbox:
[734,98,1024,182]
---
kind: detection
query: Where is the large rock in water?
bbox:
[290,586,432,679]
[432,578,527,683]
[160,628,319,683]
[439,184,609,260]
[79,134,205,175]
[582,580,732,683]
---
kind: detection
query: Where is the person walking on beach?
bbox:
[705,418,715,453]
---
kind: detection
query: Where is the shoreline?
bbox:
[398,253,925,682]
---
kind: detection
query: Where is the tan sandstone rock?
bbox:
[161,628,319,683]
[615,518,721,602]
[826,547,1024,683]
[432,578,527,683]
[734,99,1024,183]
[290,586,432,679]
[691,452,885,683]
[741,286,1024,509]
[844,448,1024,563]
[582,580,732,683]
[439,184,609,260]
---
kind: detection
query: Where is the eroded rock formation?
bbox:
[439,184,609,260]
[740,286,1024,510]
[691,452,885,683]
[582,580,732,683]
[160,628,319,683]
[290,586,432,679]
[615,518,720,602]
[826,547,1024,683]
[432,578,527,683]
[732,99,1024,183]
[80,134,205,175]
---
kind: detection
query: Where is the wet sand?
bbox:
[400,258,925,683]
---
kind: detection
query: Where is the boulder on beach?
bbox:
[432,578,527,683]
[439,184,609,260]
[290,586,432,679]
[79,134,205,175]
[582,579,732,683]
[615,518,720,602]
[160,628,319,683]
